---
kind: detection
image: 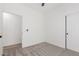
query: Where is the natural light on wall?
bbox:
[3,12,12,19]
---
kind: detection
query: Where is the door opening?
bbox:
[2,12,22,55]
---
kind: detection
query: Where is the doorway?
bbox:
[2,12,22,55]
[65,12,79,52]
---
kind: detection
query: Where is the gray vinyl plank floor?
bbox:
[3,42,79,56]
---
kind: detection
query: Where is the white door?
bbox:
[3,12,22,46]
[67,12,79,52]
[0,10,3,55]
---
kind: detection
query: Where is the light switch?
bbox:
[26,29,29,32]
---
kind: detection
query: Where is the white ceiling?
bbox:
[22,3,62,13]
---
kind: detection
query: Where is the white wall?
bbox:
[1,3,79,49]
[3,12,22,46]
[45,3,79,48]
[0,3,45,48]
[45,11,65,48]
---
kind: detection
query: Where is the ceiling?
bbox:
[22,3,62,13]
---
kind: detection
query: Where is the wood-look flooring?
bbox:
[3,42,79,56]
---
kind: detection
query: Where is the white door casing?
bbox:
[0,10,3,56]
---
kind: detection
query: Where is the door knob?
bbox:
[0,36,2,38]
[66,33,68,35]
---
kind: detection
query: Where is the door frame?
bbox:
[65,16,67,49]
